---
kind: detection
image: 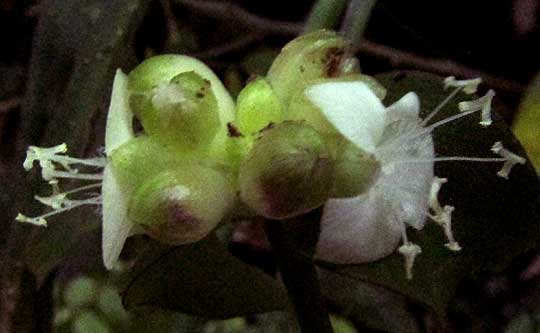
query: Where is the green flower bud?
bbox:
[109,136,186,192]
[127,165,235,245]
[73,311,111,333]
[331,138,381,198]
[267,30,347,106]
[286,75,387,135]
[97,286,130,324]
[64,277,98,308]
[239,122,334,219]
[130,70,220,151]
[235,77,283,135]
[127,55,236,163]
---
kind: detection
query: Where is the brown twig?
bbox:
[160,0,181,51]
[175,0,526,95]
[24,0,45,17]
[174,0,302,35]
[0,97,21,113]
[189,33,261,59]
[357,40,527,94]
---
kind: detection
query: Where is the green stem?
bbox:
[340,0,378,51]
[303,0,349,33]
[264,220,333,333]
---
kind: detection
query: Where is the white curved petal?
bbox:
[316,193,403,264]
[385,92,420,123]
[101,164,132,270]
[105,69,134,155]
[305,82,386,153]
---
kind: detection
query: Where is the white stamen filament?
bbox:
[62,182,102,195]
[16,196,102,227]
[426,177,461,251]
[391,156,507,165]
[35,183,102,210]
[429,177,447,213]
[393,107,481,151]
[422,86,463,126]
[398,242,422,280]
[17,143,105,227]
[43,169,103,181]
[422,108,480,135]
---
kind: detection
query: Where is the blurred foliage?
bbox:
[122,234,289,318]
[513,73,540,171]
[54,274,357,332]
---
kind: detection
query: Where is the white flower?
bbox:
[17,60,237,270]
[305,78,525,279]
[16,70,138,270]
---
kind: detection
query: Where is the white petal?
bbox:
[385,92,420,123]
[316,194,402,264]
[101,164,132,270]
[305,82,386,153]
[105,69,134,155]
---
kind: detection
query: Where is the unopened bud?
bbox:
[109,136,186,192]
[127,165,235,245]
[127,55,236,161]
[235,77,283,135]
[130,70,220,150]
[239,122,334,219]
[267,30,347,106]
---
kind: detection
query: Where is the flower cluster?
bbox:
[17,31,527,278]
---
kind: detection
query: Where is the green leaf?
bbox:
[320,270,420,332]
[319,71,540,318]
[513,72,540,171]
[122,234,290,319]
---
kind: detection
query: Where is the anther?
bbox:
[444,76,482,94]
[491,142,526,179]
[458,90,495,127]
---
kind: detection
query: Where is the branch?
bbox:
[264,220,333,333]
[0,97,21,114]
[357,40,527,94]
[189,33,261,59]
[175,0,301,35]
[176,0,526,94]
[303,0,348,33]
[340,0,378,50]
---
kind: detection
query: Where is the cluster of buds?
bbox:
[18,31,528,278]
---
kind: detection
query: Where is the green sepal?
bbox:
[267,30,347,106]
[128,165,235,245]
[331,137,381,198]
[239,122,334,219]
